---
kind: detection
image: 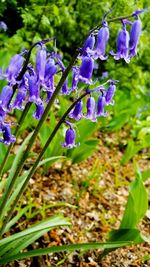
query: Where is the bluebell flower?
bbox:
[71,67,79,92]
[0,21,7,32]
[0,107,6,120]
[36,48,47,82]
[11,89,26,110]
[69,100,83,121]
[61,126,77,148]
[28,75,41,104]
[0,123,16,145]
[0,85,13,111]
[84,95,96,121]
[44,58,58,89]
[45,91,53,103]
[129,17,142,58]
[5,54,24,84]
[105,82,116,105]
[110,23,130,63]
[54,53,65,71]
[79,56,94,84]
[101,71,108,79]
[88,21,109,60]
[81,34,95,56]
[33,102,44,120]
[61,80,69,95]
[96,95,107,117]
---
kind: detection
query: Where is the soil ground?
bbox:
[6,129,150,267]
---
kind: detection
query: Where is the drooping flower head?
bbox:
[33,102,44,120]
[28,74,41,104]
[69,100,83,121]
[79,56,94,84]
[0,123,16,145]
[61,125,77,149]
[96,95,107,117]
[36,47,47,82]
[44,58,58,89]
[71,67,79,92]
[81,34,95,56]
[0,85,13,111]
[5,54,24,84]
[11,89,26,110]
[110,20,130,63]
[0,21,7,32]
[129,16,142,58]
[84,95,96,121]
[61,80,69,95]
[93,21,109,60]
[105,81,116,105]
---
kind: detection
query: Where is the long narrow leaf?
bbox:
[0,214,70,247]
[0,241,132,265]
[120,170,148,229]
[0,133,33,209]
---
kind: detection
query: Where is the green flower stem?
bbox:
[0,90,89,236]
[0,103,32,178]
[0,49,79,224]
[90,14,134,32]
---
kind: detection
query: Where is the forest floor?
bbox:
[7,128,150,267]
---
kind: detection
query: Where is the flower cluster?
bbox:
[0,11,144,146]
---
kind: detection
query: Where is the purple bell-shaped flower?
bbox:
[61,126,77,149]
[0,85,13,111]
[96,95,107,117]
[89,21,109,60]
[11,89,26,110]
[71,67,79,92]
[129,17,142,58]
[5,54,24,84]
[110,23,130,63]
[61,80,69,95]
[0,21,7,32]
[33,102,44,120]
[105,82,116,105]
[36,48,47,82]
[43,59,58,90]
[84,95,96,122]
[81,34,95,56]
[79,56,94,84]
[28,74,41,104]
[69,100,83,121]
[0,123,16,145]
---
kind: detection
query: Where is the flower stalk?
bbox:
[0,90,89,236]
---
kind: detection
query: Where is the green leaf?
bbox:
[120,140,142,165]
[0,214,70,248]
[107,113,129,131]
[120,170,148,229]
[108,229,144,243]
[0,241,132,265]
[141,168,150,182]
[70,139,99,163]
[0,143,7,165]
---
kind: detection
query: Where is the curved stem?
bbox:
[0,103,32,178]
[90,14,133,33]
[0,90,89,236]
